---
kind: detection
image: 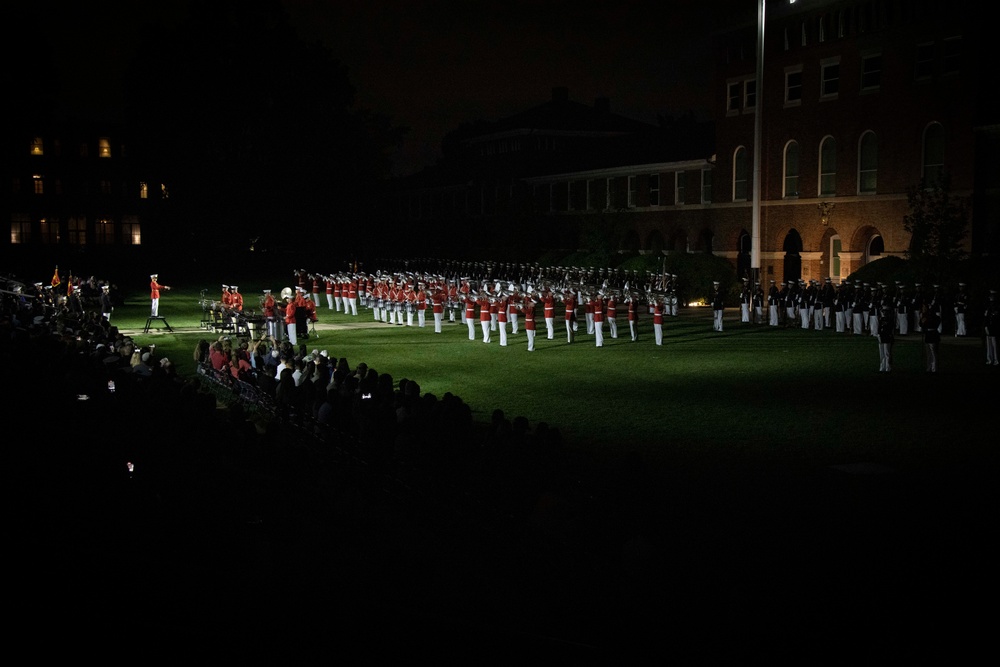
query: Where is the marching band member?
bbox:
[311,274,321,308]
[326,275,335,310]
[283,287,298,345]
[431,285,445,333]
[447,279,459,322]
[606,290,618,339]
[593,291,605,347]
[347,275,359,316]
[464,291,478,340]
[653,295,665,345]
[404,281,416,326]
[262,289,277,339]
[542,288,555,340]
[478,292,492,343]
[508,285,520,334]
[523,292,537,352]
[626,292,639,342]
[497,291,509,346]
[562,289,576,344]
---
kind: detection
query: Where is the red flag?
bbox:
[51,266,60,287]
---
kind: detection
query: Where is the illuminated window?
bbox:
[922,122,945,186]
[99,138,111,158]
[649,174,659,206]
[733,147,748,202]
[858,131,878,194]
[121,216,141,245]
[821,58,840,97]
[701,169,713,204]
[39,218,60,244]
[140,182,148,199]
[785,66,803,105]
[68,217,86,245]
[161,183,169,199]
[31,137,44,155]
[33,175,44,195]
[819,136,837,197]
[861,53,882,91]
[95,218,115,245]
[675,172,685,205]
[783,141,800,198]
[11,215,31,244]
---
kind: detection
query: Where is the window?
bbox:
[819,136,837,197]
[100,179,112,195]
[821,58,840,97]
[79,142,89,158]
[649,174,660,206]
[11,215,31,244]
[99,138,111,158]
[702,169,713,204]
[95,218,115,245]
[861,53,882,91]
[922,122,945,186]
[31,138,44,155]
[818,14,828,42]
[785,66,803,105]
[727,81,741,113]
[783,141,800,198]
[733,147,748,202]
[140,182,148,199]
[943,38,961,75]
[675,172,686,205]
[588,179,605,210]
[606,177,615,210]
[744,78,756,110]
[858,131,878,194]
[33,175,44,195]
[570,180,586,211]
[122,216,141,245]
[39,218,59,244]
[68,217,86,245]
[628,175,638,207]
[915,42,934,80]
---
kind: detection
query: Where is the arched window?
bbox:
[783,140,800,198]
[819,136,837,196]
[733,146,748,201]
[858,131,877,194]
[922,122,945,186]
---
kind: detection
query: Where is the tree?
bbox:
[124,0,405,260]
[903,172,970,284]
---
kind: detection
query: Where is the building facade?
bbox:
[3,120,167,279]
[382,0,993,286]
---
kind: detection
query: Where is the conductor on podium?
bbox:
[150,273,171,317]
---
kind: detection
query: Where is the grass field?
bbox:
[112,283,996,477]
[19,279,999,657]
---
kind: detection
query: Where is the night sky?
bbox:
[25,0,746,176]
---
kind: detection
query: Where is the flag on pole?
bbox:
[51,266,60,287]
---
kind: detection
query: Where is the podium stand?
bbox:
[144,316,173,333]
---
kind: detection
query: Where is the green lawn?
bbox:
[111,284,996,478]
